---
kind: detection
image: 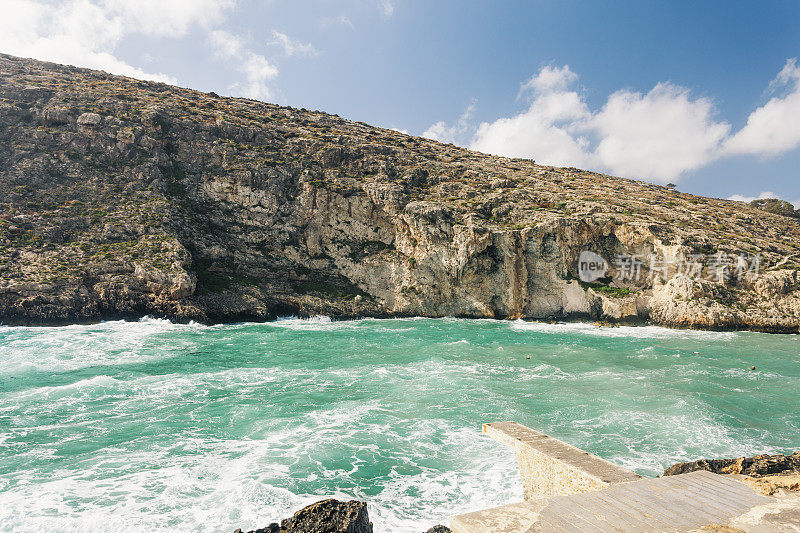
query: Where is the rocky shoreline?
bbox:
[664,451,800,496]
[664,450,800,478]
[6,311,800,335]
[6,310,800,335]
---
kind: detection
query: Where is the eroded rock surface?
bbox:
[235,499,372,533]
[2,54,800,330]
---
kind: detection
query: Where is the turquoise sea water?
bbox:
[1,317,799,532]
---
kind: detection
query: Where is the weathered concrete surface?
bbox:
[713,492,800,532]
[483,421,641,499]
[453,423,800,532]
[450,501,548,533]
[451,471,785,532]
[530,470,772,532]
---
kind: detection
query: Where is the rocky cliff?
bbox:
[2,53,800,330]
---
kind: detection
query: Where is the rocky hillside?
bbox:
[2,53,800,330]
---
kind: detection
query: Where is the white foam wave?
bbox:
[270,315,365,332]
[519,363,573,380]
[8,374,120,401]
[0,414,519,533]
[0,318,209,375]
[564,400,781,476]
[0,316,795,532]
[509,319,739,340]
[723,367,782,379]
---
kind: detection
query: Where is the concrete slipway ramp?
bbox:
[451,422,800,532]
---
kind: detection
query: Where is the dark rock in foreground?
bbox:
[663,451,800,477]
[423,526,451,533]
[236,499,372,533]
[281,499,372,533]
[235,525,280,533]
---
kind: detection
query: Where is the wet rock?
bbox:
[423,526,451,533]
[237,499,372,533]
[234,525,279,533]
[281,499,372,533]
[663,451,800,477]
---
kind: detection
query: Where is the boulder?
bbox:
[238,499,372,533]
[40,106,71,125]
[76,112,101,126]
[281,499,372,533]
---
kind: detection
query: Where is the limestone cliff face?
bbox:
[2,54,800,331]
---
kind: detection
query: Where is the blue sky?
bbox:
[3,0,799,204]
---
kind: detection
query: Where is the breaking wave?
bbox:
[0,317,798,531]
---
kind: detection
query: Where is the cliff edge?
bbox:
[2,54,800,330]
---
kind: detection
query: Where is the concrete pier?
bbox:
[482,421,642,500]
[451,421,790,532]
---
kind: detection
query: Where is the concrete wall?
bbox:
[483,421,642,499]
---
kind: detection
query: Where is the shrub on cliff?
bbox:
[749,198,799,218]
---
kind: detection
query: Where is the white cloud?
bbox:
[268,30,317,58]
[518,64,578,96]
[427,60,800,184]
[728,191,779,203]
[472,94,592,166]
[319,15,354,29]
[380,0,395,18]
[107,0,233,36]
[0,0,234,83]
[209,30,278,101]
[724,59,800,156]
[1,0,308,101]
[422,99,477,145]
[590,83,730,181]
[470,66,592,165]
